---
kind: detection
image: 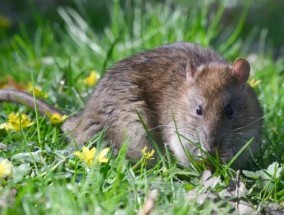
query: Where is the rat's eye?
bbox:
[224,104,234,116]
[196,105,203,116]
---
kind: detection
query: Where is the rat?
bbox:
[0,42,263,169]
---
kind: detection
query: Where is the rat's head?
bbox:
[176,58,262,169]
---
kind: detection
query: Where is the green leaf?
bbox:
[11,151,43,163]
[242,170,260,179]
[12,163,31,183]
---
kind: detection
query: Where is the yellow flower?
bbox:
[83,70,100,87]
[142,147,155,160]
[74,147,109,167]
[248,79,261,88]
[47,113,68,125]
[96,148,110,163]
[0,159,13,178]
[132,147,156,170]
[27,82,48,98]
[0,113,34,131]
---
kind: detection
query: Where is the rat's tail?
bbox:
[0,89,63,115]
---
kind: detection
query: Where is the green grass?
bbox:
[0,1,284,214]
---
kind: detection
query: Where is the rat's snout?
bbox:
[201,124,223,154]
[205,137,220,154]
[201,131,221,154]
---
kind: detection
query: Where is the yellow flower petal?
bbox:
[74,146,110,166]
[0,159,13,178]
[142,146,155,160]
[83,71,100,87]
[142,146,148,154]
[3,113,34,131]
[248,79,261,88]
[86,147,96,159]
[82,146,89,154]
[8,113,18,122]
[75,147,97,167]
[97,148,110,163]
[47,113,68,125]
[74,151,84,160]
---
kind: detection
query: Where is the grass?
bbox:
[0,0,284,214]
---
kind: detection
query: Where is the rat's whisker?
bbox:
[233,114,266,131]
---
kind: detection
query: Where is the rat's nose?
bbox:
[205,137,220,154]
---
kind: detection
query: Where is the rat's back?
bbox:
[62,42,230,162]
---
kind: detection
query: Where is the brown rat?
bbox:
[0,42,263,169]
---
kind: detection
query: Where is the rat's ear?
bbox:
[232,57,250,84]
[186,62,197,81]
